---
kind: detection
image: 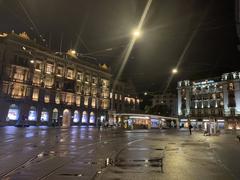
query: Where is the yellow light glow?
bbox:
[172,68,178,74]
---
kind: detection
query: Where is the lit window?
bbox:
[73,110,80,123]
[40,109,49,122]
[12,84,25,98]
[13,68,25,81]
[110,92,113,99]
[46,63,53,74]
[66,93,74,105]
[115,93,118,100]
[66,69,74,79]
[32,88,39,101]
[76,72,83,81]
[44,94,50,103]
[44,77,53,88]
[92,98,96,108]
[89,112,95,123]
[28,106,37,121]
[81,111,88,123]
[92,76,98,84]
[84,96,89,106]
[56,66,63,76]
[35,62,41,71]
[76,96,81,106]
[7,104,19,121]
[32,73,41,86]
[55,93,60,104]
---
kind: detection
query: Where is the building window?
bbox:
[55,93,61,104]
[12,84,25,98]
[101,79,109,87]
[6,104,19,121]
[28,106,37,121]
[44,94,50,103]
[84,86,90,95]
[92,98,96,108]
[91,87,97,96]
[44,76,54,88]
[66,69,74,79]
[73,110,80,123]
[35,61,42,71]
[66,93,74,105]
[84,96,89,106]
[13,68,25,81]
[76,72,83,81]
[32,73,41,86]
[92,76,98,84]
[81,111,88,123]
[76,84,82,94]
[46,63,54,74]
[76,96,81,106]
[40,109,49,122]
[85,74,90,82]
[52,108,58,121]
[56,66,63,77]
[102,99,109,109]
[32,88,39,101]
[89,112,95,123]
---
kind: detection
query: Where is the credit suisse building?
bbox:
[0,32,111,127]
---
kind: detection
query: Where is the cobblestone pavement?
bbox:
[0,126,239,180]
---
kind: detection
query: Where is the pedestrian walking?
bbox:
[189,123,193,135]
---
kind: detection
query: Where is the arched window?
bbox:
[81,111,88,123]
[73,110,80,123]
[89,112,95,123]
[40,108,49,122]
[7,104,19,121]
[52,108,58,121]
[62,109,71,127]
[28,106,37,121]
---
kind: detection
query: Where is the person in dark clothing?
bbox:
[189,123,193,135]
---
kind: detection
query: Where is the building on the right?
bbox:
[177,71,240,130]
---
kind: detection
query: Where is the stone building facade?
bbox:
[0,32,111,127]
[177,72,240,129]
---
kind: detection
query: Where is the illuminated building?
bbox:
[108,80,140,125]
[0,32,111,126]
[177,72,240,129]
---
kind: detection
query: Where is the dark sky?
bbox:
[0,0,240,92]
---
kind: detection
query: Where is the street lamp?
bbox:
[172,68,178,74]
[71,49,76,55]
[132,29,141,38]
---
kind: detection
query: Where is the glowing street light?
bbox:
[30,60,34,64]
[144,92,148,96]
[132,29,141,38]
[71,49,76,55]
[172,68,178,74]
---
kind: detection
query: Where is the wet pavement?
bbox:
[0,127,240,180]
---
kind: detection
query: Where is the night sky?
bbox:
[0,0,240,93]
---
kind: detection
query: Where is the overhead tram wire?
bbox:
[17,0,43,41]
[113,0,153,90]
[163,0,214,94]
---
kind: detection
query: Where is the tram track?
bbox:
[1,133,137,180]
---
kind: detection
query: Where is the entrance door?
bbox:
[62,109,71,127]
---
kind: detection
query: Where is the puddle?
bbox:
[58,173,82,177]
[114,158,163,170]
